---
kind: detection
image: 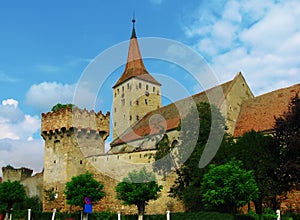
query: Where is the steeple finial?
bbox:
[131,15,137,39]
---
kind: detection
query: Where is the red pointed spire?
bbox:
[113,20,161,88]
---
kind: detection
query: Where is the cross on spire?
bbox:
[131,16,137,39]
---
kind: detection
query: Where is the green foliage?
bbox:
[230,130,278,213]
[51,103,75,112]
[5,165,14,170]
[64,172,105,208]
[274,93,300,192]
[92,210,117,219]
[169,102,227,211]
[122,211,234,220]
[151,134,176,178]
[115,167,163,216]
[13,195,42,212]
[44,187,56,202]
[201,159,259,214]
[0,180,26,211]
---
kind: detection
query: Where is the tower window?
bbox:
[145,99,148,105]
[153,87,156,92]
[122,86,124,92]
[136,115,139,121]
[117,88,119,94]
[114,92,116,97]
[136,100,139,105]
[130,115,132,121]
[127,83,130,89]
[139,82,142,89]
[114,107,116,112]
[157,90,160,95]
[146,84,149,90]
[114,122,117,127]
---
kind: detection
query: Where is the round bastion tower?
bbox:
[41,107,110,211]
[112,19,162,140]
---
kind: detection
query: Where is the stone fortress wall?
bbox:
[37,106,184,214]
[2,73,300,214]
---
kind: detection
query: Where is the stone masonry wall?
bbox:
[113,78,161,140]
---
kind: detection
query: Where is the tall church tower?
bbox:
[112,19,162,140]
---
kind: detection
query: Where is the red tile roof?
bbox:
[113,27,160,88]
[234,83,300,137]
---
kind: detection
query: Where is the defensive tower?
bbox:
[41,107,110,211]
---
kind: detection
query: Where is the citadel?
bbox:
[2,21,300,214]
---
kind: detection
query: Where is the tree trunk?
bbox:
[137,203,145,220]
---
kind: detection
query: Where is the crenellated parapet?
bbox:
[41,107,110,140]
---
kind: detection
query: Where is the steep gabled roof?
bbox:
[111,79,233,147]
[234,83,300,137]
[113,21,161,88]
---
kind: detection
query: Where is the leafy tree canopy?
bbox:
[274,93,300,191]
[168,102,228,211]
[64,172,105,208]
[0,180,26,211]
[230,130,278,213]
[51,103,75,112]
[115,167,163,218]
[201,159,259,214]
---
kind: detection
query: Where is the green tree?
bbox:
[201,159,259,214]
[231,130,278,213]
[115,167,163,220]
[12,195,42,212]
[64,172,105,210]
[274,94,300,192]
[150,134,177,179]
[51,103,75,112]
[0,180,26,213]
[169,102,228,211]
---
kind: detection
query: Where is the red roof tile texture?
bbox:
[113,28,160,88]
[234,83,300,137]
[111,80,232,146]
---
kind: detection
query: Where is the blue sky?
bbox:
[0,0,300,176]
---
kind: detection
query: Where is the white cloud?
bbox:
[0,99,40,140]
[183,0,300,95]
[0,72,19,83]
[0,99,43,177]
[36,64,62,73]
[25,82,76,112]
[2,98,18,108]
[0,139,44,177]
